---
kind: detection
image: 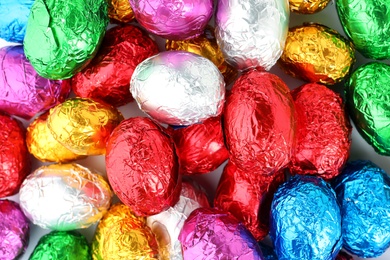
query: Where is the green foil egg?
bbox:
[336,0,390,60]
[345,62,390,155]
[23,0,109,79]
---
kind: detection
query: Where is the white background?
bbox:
[2,1,390,259]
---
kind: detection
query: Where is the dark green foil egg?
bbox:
[23,0,108,79]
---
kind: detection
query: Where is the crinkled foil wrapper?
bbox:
[92,203,159,260]
[19,163,113,231]
[30,231,91,260]
[166,26,238,85]
[23,0,109,79]
[215,0,289,71]
[47,98,124,156]
[336,0,390,59]
[0,114,31,198]
[290,83,352,180]
[27,112,85,163]
[0,0,34,43]
[106,117,181,216]
[0,200,30,260]
[214,162,285,240]
[130,51,225,126]
[71,25,158,107]
[258,243,278,260]
[224,70,295,175]
[129,0,213,40]
[336,251,353,260]
[270,175,342,260]
[0,46,70,119]
[146,179,210,260]
[179,207,264,259]
[345,62,390,155]
[279,23,355,85]
[332,160,390,258]
[289,0,330,14]
[108,0,135,23]
[169,116,229,175]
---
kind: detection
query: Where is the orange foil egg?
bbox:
[108,0,135,23]
[289,0,331,14]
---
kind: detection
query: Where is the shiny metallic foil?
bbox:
[19,163,112,230]
[0,200,30,260]
[23,0,109,79]
[165,26,238,85]
[345,62,390,155]
[0,0,33,42]
[289,0,330,14]
[0,114,31,198]
[169,117,229,175]
[130,51,225,126]
[108,0,135,23]
[106,117,181,216]
[129,0,213,40]
[27,112,85,163]
[214,162,285,241]
[47,98,124,156]
[179,208,264,259]
[337,0,390,59]
[279,23,355,85]
[71,25,159,107]
[224,70,295,175]
[146,179,210,260]
[215,0,289,71]
[92,203,159,260]
[0,46,70,119]
[332,160,390,258]
[270,175,342,260]
[290,83,352,180]
[30,231,91,260]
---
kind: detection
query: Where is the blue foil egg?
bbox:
[332,160,390,258]
[270,175,342,260]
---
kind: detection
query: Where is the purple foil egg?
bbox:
[0,46,70,119]
[0,200,30,260]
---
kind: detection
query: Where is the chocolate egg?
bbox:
[289,0,330,14]
[0,0,33,42]
[108,0,135,23]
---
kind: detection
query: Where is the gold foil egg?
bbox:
[289,0,331,14]
[47,98,124,156]
[108,0,135,23]
[279,23,355,85]
[92,203,159,260]
[26,112,84,163]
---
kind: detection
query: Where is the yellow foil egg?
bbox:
[92,203,159,260]
[47,98,124,156]
[279,23,355,85]
[289,0,331,14]
[108,0,135,23]
[26,112,85,163]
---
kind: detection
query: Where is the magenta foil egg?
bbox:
[129,0,213,40]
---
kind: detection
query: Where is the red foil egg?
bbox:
[70,25,159,107]
[106,117,181,216]
[290,83,352,180]
[223,70,295,175]
[169,117,229,175]
[0,114,31,198]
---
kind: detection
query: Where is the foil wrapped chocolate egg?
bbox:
[129,0,213,40]
[289,0,330,14]
[130,51,225,126]
[345,62,390,155]
[290,83,352,180]
[270,175,342,260]
[215,0,289,71]
[0,200,30,260]
[0,46,71,119]
[336,0,390,59]
[224,70,295,175]
[106,117,181,216]
[108,0,135,23]
[0,114,31,198]
[23,0,109,79]
[47,98,124,156]
[332,160,390,258]
[0,0,34,43]
[71,25,159,107]
[30,231,91,260]
[19,163,112,231]
[279,23,355,85]
[179,207,264,259]
[92,203,159,260]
